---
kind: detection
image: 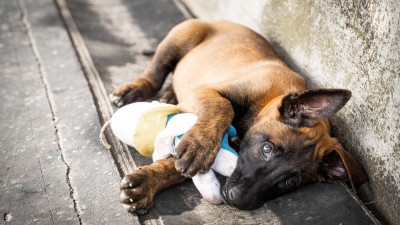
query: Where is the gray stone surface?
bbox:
[153,182,378,225]
[66,0,186,96]
[179,0,399,224]
[0,0,138,224]
[0,1,79,224]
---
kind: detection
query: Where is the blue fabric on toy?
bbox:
[169,126,238,158]
[221,126,238,156]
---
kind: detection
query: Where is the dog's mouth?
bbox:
[221,185,230,203]
[222,182,264,210]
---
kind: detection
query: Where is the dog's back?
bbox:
[172,20,305,131]
[173,20,286,95]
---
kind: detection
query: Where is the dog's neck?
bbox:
[253,94,286,122]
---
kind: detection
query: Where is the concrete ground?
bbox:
[0,0,380,224]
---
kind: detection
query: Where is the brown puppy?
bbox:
[110,19,368,213]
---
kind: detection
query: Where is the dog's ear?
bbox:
[319,143,368,192]
[279,89,351,127]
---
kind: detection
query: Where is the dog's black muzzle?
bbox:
[222,170,265,210]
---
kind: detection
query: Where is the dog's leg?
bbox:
[110,19,210,107]
[159,83,177,104]
[119,157,186,214]
[175,89,234,177]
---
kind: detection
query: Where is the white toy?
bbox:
[100,101,238,204]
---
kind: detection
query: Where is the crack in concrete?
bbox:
[16,0,83,224]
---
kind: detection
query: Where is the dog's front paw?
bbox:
[174,127,220,177]
[119,168,156,215]
[110,78,155,107]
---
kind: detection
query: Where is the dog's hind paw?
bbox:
[119,168,156,215]
[110,78,156,107]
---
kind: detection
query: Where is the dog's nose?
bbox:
[227,187,240,201]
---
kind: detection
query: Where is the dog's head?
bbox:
[223,89,368,209]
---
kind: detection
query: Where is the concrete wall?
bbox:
[180,0,400,224]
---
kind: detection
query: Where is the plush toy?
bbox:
[100,101,238,204]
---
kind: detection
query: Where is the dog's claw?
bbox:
[120,177,130,189]
[109,94,122,107]
[119,190,130,203]
[120,177,134,188]
[175,159,196,178]
[136,208,148,215]
[182,172,193,178]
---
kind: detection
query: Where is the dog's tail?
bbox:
[99,120,112,149]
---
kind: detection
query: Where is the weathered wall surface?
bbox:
[180,0,400,224]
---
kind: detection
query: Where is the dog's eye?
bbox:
[285,177,300,188]
[261,142,274,158]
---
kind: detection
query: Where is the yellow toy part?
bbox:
[132,104,179,157]
[99,101,179,157]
